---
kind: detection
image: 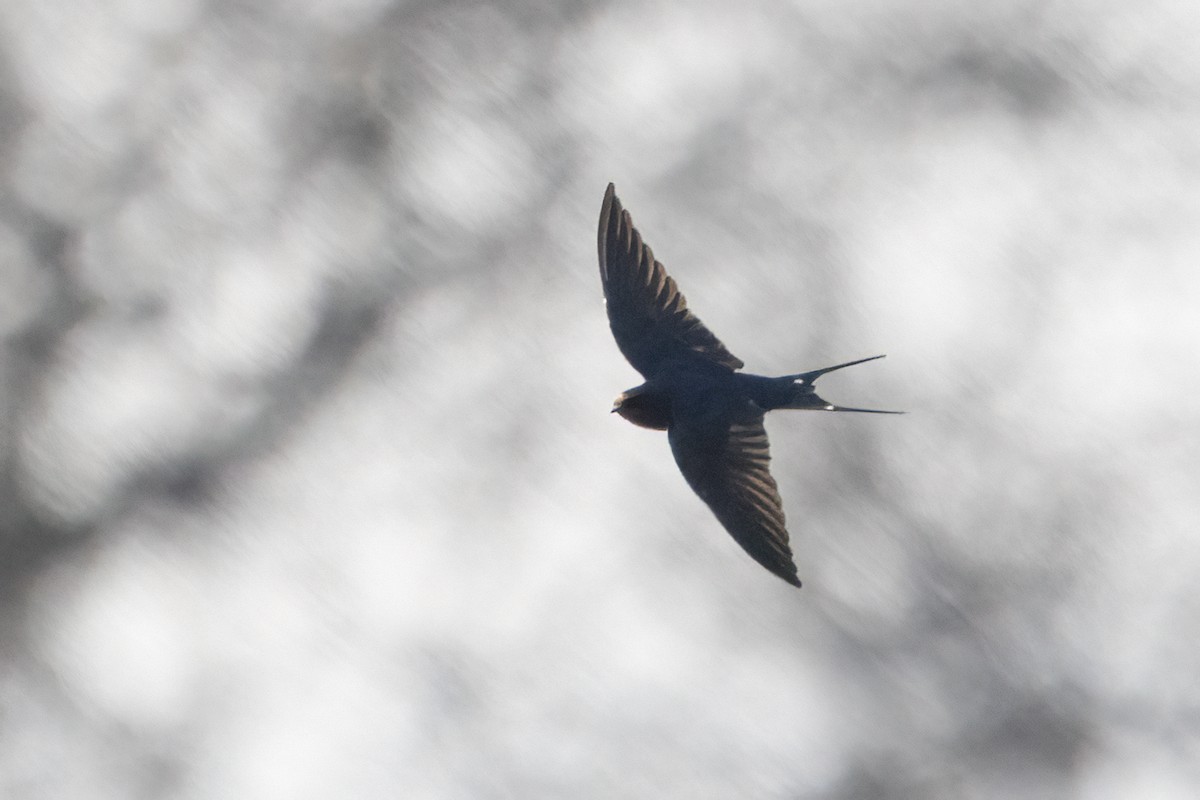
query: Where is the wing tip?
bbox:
[599,182,638,283]
[598,182,619,275]
[772,553,803,587]
[773,562,803,587]
[601,183,618,217]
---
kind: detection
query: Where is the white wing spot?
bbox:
[825,404,835,411]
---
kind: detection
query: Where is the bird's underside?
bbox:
[598,183,899,587]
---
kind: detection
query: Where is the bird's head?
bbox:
[612,386,670,430]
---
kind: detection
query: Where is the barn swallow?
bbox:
[598,183,900,587]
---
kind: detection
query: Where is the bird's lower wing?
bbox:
[667,411,801,587]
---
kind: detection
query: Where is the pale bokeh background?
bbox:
[2,1,1198,798]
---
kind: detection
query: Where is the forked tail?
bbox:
[780,354,904,414]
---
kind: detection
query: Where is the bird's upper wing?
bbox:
[598,183,743,377]
[667,407,801,587]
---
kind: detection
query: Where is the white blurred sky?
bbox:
[2,1,1199,798]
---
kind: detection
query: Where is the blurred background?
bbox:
[2,0,1199,797]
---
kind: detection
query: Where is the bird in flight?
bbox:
[598,183,900,587]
